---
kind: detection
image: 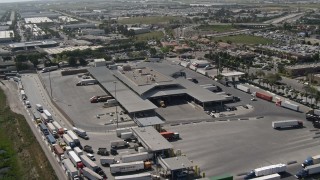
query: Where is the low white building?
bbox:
[0,30,14,42]
[94,58,106,67]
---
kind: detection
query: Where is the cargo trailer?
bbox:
[121,152,153,163]
[62,159,79,180]
[245,164,286,179]
[114,173,152,180]
[272,120,303,129]
[81,167,103,180]
[110,161,145,174]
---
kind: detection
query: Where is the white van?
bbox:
[36,104,43,113]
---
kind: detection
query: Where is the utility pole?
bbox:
[113,81,118,128]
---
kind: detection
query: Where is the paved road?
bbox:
[0,79,67,180]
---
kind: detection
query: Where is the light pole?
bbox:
[113,81,118,128]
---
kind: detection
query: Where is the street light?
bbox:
[113,81,118,128]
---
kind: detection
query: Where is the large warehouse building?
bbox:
[0,30,14,43]
[88,62,228,117]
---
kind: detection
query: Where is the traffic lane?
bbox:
[0,80,67,180]
[166,116,320,178]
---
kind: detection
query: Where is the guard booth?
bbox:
[158,156,194,180]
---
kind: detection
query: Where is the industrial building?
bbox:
[43,45,102,55]
[285,63,320,77]
[88,62,228,117]
[24,17,53,24]
[20,12,60,18]
[9,40,59,51]
[81,29,105,36]
[0,30,14,43]
[58,16,78,23]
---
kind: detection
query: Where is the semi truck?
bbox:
[236,84,250,93]
[254,92,273,101]
[42,66,58,73]
[74,147,83,157]
[306,109,320,121]
[110,161,146,174]
[295,163,320,179]
[52,121,65,135]
[277,101,299,111]
[62,159,80,180]
[76,79,97,86]
[53,144,64,160]
[160,131,180,140]
[80,154,99,172]
[250,174,281,180]
[47,123,58,138]
[36,104,43,113]
[114,173,152,180]
[40,113,50,124]
[116,128,131,137]
[43,110,53,120]
[272,120,303,129]
[90,95,113,103]
[100,157,119,167]
[46,133,56,145]
[302,155,320,168]
[244,164,287,179]
[121,152,153,163]
[103,99,118,107]
[63,134,76,149]
[81,167,103,180]
[67,130,81,147]
[39,123,49,135]
[67,151,84,169]
[110,140,129,149]
[72,127,89,140]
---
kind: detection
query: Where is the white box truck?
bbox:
[80,154,99,172]
[251,173,281,180]
[67,130,81,147]
[236,84,250,93]
[114,173,152,180]
[43,110,53,120]
[36,104,43,113]
[245,164,286,179]
[110,161,145,174]
[272,120,303,129]
[82,167,103,180]
[116,128,131,137]
[74,147,83,157]
[121,152,153,163]
[111,140,129,148]
[62,159,80,180]
[100,157,119,167]
[281,101,299,111]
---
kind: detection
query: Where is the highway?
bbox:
[0,77,67,180]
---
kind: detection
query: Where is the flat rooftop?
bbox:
[132,126,173,152]
[24,17,53,24]
[43,46,102,55]
[9,40,58,48]
[134,116,165,127]
[159,156,193,171]
[88,67,157,114]
[286,63,320,70]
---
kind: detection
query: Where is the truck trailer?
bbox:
[81,167,103,180]
[68,151,84,169]
[121,152,153,163]
[39,123,49,135]
[63,134,76,149]
[62,159,80,180]
[110,140,129,149]
[100,157,119,167]
[236,84,250,93]
[295,163,320,179]
[80,154,99,172]
[53,144,64,160]
[254,92,273,101]
[279,101,299,111]
[76,79,97,86]
[245,164,287,179]
[52,121,65,135]
[74,147,83,157]
[43,110,53,120]
[110,161,145,174]
[73,127,89,140]
[272,120,303,129]
[302,155,320,168]
[46,133,56,145]
[47,123,58,138]
[67,130,81,147]
[250,174,281,180]
[116,128,131,137]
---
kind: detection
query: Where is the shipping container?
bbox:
[255,92,273,101]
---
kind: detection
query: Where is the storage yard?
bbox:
[12,59,320,180]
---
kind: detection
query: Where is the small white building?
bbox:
[94,58,106,67]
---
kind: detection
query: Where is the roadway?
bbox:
[0,78,67,180]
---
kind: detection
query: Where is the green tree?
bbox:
[68,57,77,66]
[150,48,157,56]
[79,58,87,66]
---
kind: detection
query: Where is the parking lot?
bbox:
[39,71,134,132]
[166,115,319,179]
